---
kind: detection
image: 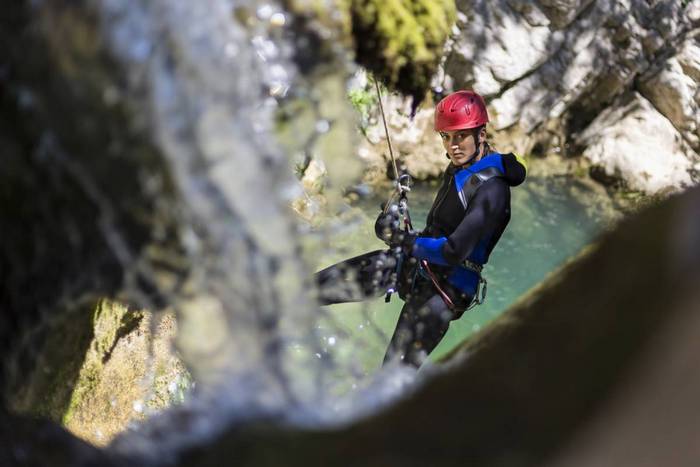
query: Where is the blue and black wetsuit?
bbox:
[316,152,526,367]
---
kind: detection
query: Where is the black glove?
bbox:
[374,204,417,254]
[374,204,401,244]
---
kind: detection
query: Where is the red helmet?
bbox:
[434,90,489,131]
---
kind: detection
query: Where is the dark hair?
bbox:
[476,125,494,155]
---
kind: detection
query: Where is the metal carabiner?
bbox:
[397,173,412,194]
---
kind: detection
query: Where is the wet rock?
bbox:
[0,0,184,409]
[1,0,343,449]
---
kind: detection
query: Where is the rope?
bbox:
[373,76,413,217]
[373,77,401,194]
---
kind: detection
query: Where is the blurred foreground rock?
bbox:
[7,163,700,467]
[8,299,188,446]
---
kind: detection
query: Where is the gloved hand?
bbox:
[374,204,401,244]
[374,204,417,254]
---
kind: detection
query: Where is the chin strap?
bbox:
[471,133,481,161]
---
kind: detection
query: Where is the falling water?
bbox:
[69,0,418,461]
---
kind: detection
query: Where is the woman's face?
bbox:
[439,127,484,166]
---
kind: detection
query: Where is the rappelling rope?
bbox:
[374,78,400,185]
[374,78,411,218]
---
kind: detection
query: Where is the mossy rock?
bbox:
[282,0,456,100]
[7,302,97,423]
[350,0,455,101]
[9,298,190,446]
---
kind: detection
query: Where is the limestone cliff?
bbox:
[358,0,700,195]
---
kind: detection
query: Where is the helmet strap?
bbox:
[469,132,481,161]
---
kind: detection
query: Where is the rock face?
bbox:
[273,0,700,201]
[577,91,695,194]
[637,37,700,152]
[442,0,700,194]
[360,0,699,192]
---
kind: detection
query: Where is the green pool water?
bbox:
[310,175,619,382]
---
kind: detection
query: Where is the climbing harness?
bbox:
[414,258,487,311]
[418,260,455,309]
[462,259,487,311]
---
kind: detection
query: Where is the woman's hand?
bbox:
[374,204,401,244]
[374,204,417,253]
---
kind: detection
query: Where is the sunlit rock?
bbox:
[8,300,188,447]
[578,92,696,194]
[638,38,700,151]
[445,0,553,95]
[444,0,699,194]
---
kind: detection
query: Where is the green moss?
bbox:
[61,299,135,425]
[350,0,456,101]
[61,361,102,425]
[574,165,588,178]
[348,84,379,134]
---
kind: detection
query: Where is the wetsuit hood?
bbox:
[500,152,527,187]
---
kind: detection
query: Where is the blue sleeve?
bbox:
[413,236,450,265]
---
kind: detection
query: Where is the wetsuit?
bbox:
[316,152,526,367]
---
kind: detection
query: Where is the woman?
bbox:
[316,90,526,367]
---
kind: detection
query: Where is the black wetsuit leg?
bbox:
[383,279,472,367]
[315,249,397,305]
